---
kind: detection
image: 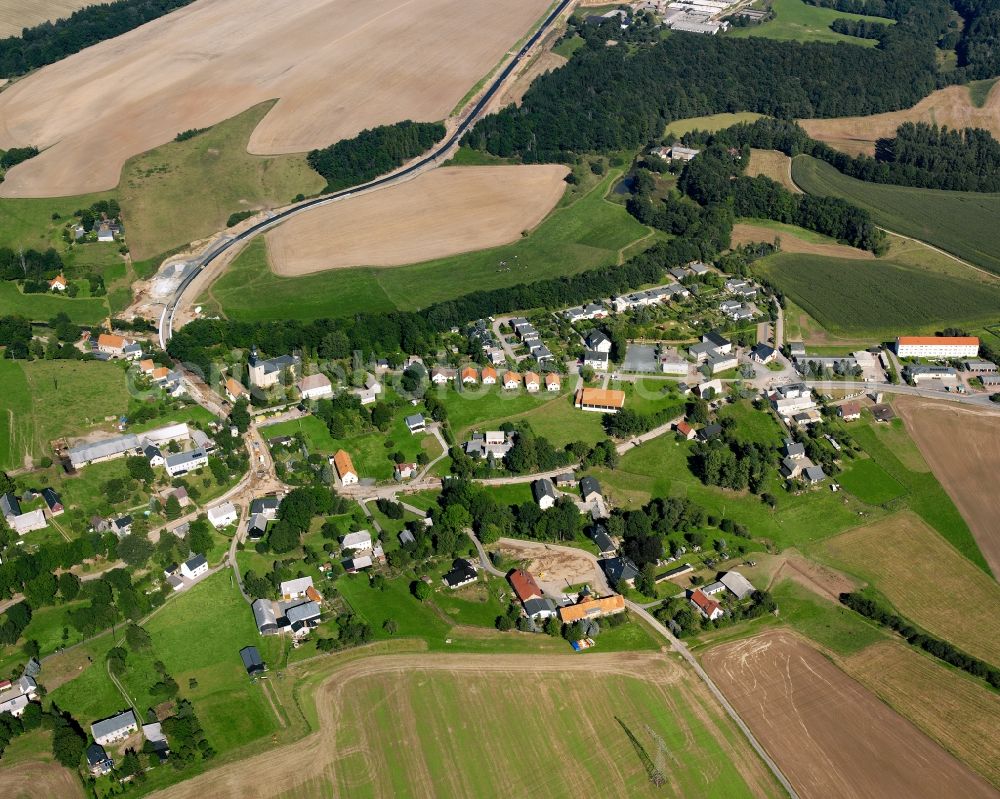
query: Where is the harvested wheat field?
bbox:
[703,631,997,799]
[820,511,1000,665]
[0,0,94,37]
[800,83,1000,156]
[148,653,784,799]
[0,0,549,197]
[896,397,1000,577]
[731,222,873,260]
[841,640,1000,787]
[0,760,84,799]
[267,165,569,274]
[747,149,801,193]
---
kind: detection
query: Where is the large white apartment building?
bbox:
[895,336,979,359]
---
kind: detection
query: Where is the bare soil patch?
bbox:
[266,165,569,274]
[731,223,873,260]
[703,631,997,799]
[800,83,1000,156]
[895,396,1000,577]
[498,536,607,595]
[496,49,567,108]
[0,0,550,197]
[767,553,859,601]
[747,149,801,193]
[0,760,84,799]
[0,0,93,37]
[841,640,1000,788]
[819,511,1000,665]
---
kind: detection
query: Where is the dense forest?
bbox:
[699,117,1000,192]
[306,121,445,192]
[463,23,942,161]
[0,0,196,78]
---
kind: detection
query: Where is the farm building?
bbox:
[656,562,693,583]
[91,710,139,745]
[333,450,358,485]
[280,576,314,600]
[895,336,978,358]
[557,594,625,623]
[719,571,755,600]
[252,599,279,635]
[239,646,266,677]
[689,589,724,620]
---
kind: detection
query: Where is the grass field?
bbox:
[0,359,130,470]
[150,651,785,799]
[119,102,323,261]
[792,155,1000,275]
[664,112,764,139]
[726,0,891,45]
[840,641,1000,788]
[0,280,109,324]
[756,252,1000,338]
[819,511,1000,665]
[204,169,652,321]
[836,457,907,505]
[770,579,885,655]
[716,400,785,447]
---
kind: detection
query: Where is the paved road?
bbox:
[626,602,801,799]
[158,0,575,349]
[804,380,997,407]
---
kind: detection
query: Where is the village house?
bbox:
[430,366,455,385]
[524,371,540,392]
[0,675,37,717]
[247,513,268,540]
[585,329,612,353]
[579,476,602,504]
[41,488,64,516]
[341,530,373,552]
[298,373,333,401]
[563,302,608,322]
[443,558,477,589]
[403,413,426,434]
[164,447,208,477]
[481,366,498,385]
[247,348,301,389]
[750,344,777,364]
[207,501,238,529]
[48,274,68,291]
[224,377,249,402]
[503,371,521,390]
[838,401,862,421]
[96,333,135,359]
[280,576,314,600]
[689,589,724,620]
[464,430,514,460]
[461,366,478,384]
[532,478,557,510]
[180,554,208,580]
[545,372,561,392]
[87,743,113,776]
[509,569,544,604]
[583,350,610,371]
[674,420,696,440]
[91,709,139,746]
[111,515,133,537]
[575,387,625,413]
[591,525,617,557]
[394,462,417,480]
[333,450,358,485]
[602,556,639,588]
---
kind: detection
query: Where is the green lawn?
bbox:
[206,168,653,321]
[143,572,284,754]
[552,33,584,58]
[0,359,131,470]
[0,281,109,324]
[664,112,765,139]
[757,252,1000,338]
[968,77,999,107]
[726,0,892,45]
[717,401,785,447]
[441,384,568,441]
[119,102,323,261]
[836,457,907,505]
[792,155,1000,275]
[770,579,885,655]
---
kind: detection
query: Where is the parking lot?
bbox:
[622,343,659,373]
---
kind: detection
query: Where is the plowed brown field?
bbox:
[731,223,873,259]
[266,165,569,274]
[896,397,1000,577]
[0,760,84,799]
[841,640,1000,788]
[0,0,549,197]
[800,84,1000,156]
[703,631,998,799]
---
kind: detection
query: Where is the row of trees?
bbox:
[306,120,445,191]
[0,0,196,78]
[840,591,1000,687]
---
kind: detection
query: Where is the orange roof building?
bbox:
[96,333,126,353]
[481,366,498,384]
[48,274,68,291]
[523,371,540,391]
[225,377,249,400]
[503,371,521,388]
[333,449,358,485]
[574,387,626,413]
[139,359,155,374]
[305,585,323,603]
[508,569,543,603]
[689,589,723,620]
[557,594,625,623]
[545,372,561,391]
[895,336,979,358]
[461,366,478,383]
[151,366,170,382]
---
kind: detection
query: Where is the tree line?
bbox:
[306,120,445,191]
[0,0,197,78]
[840,591,1000,688]
[702,116,1000,192]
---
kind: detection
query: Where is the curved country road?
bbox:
[158,0,574,349]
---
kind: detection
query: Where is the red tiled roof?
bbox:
[897,336,978,346]
[690,589,720,616]
[508,569,542,602]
